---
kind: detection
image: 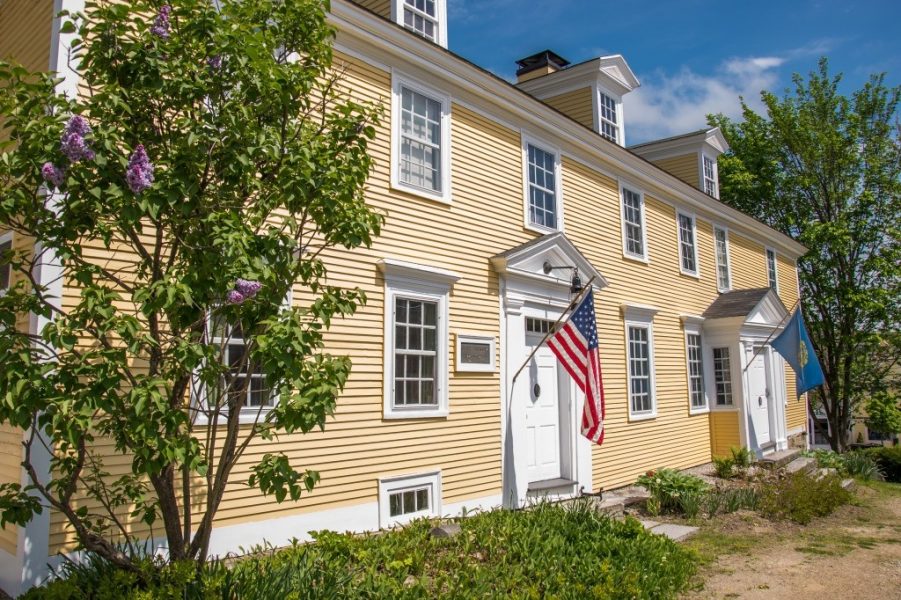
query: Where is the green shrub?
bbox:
[712,456,735,479]
[758,472,852,524]
[805,448,845,470]
[703,487,759,517]
[729,446,754,469]
[637,468,710,515]
[22,502,698,599]
[866,446,901,482]
[678,492,704,519]
[842,451,883,481]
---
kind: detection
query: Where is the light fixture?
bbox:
[542,261,583,295]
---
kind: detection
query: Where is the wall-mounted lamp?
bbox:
[542,261,583,295]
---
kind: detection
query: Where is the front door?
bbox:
[525,323,563,482]
[747,348,772,448]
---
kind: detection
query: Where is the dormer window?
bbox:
[703,155,718,198]
[599,92,620,143]
[393,0,447,47]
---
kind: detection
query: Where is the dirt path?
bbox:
[683,483,901,599]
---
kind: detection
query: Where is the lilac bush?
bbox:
[59,115,94,162]
[125,144,154,195]
[41,162,65,188]
[151,5,171,39]
[235,279,262,298]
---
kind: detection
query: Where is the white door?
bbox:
[747,349,771,448]
[525,335,562,482]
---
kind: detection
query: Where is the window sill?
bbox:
[689,407,710,416]
[679,269,700,279]
[194,408,274,427]
[622,252,649,265]
[390,181,452,205]
[628,411,657,422]
[710,405,737,412]
[383,408,449,420]
[524,222,561,236]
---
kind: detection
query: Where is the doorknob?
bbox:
[758,396,764,407]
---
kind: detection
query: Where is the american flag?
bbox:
[547,291,605,444]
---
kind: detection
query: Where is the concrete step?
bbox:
[758,448,802,468]
[646,522,698,542]
[785,456,816,475]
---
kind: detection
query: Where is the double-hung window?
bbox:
[714,227,731,291]
[209,317,272,410]
[702,155,718,198]
[686,332,706,412]
[392,76,451,203]
[599,92,619,143]
[677,212,698,276]
[621,186,646,260]
[524,140,560,231]
[394,0,446,45]
[380,258,458,419]
[712,347,733,406]
[766,248,779,291]
[623,305,657,420]
[0,232,11,294]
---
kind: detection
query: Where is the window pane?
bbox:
[0,240,11,290]
[622,189,644,256]
[390,493,402,517]
[416,488,429,511]
[679,214,696,273]
[527,144,557,229]
[400,87,442,191]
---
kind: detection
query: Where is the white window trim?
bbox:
[621,303,658,421]
[0,230,12,296]
[595,86,624,146]
[454,332,496,373]
[391,71,453,204]
[391,0,448,48]
[378,470,442,528]
[700,153,719,199]
[380,259,458,419]
[765,247,780,293]
[676,210,700,278]
[194,291,293,426]
[713,225,732,293]
[682,317,709,415]
[619,182,649,263]
[521,132,564,234]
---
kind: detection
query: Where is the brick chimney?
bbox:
[515,50,570,83]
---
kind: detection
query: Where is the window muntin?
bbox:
[400,87,442,193]
[389,486,430,517]
[526,317,556,335]
[766,248,778,291]
[714,227,731,291]
[526,144,558,230]
[703,155,717,197]
[677,213,698,275]
[393,297,438,407]
[712,347,733,406]
[0,236,11,292]
[599,92,618,143]
[686,333,705,410]
[402,0,438,41]
[209,318,272,409]
[622,187,645,258]
[628,325,653,415]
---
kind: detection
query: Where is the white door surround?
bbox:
[746,345,773,450]
[492,233,607,508]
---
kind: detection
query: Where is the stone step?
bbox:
[785,456,816,475]
[646,522,698,542]
[841,478,856,491]
[758,448,803,468]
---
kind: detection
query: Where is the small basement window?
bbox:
[379,471,441,528]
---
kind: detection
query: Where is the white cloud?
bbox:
[625,56,785,145]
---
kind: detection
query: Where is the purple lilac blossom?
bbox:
[59,115,95,162]
[207,55,223,70]
[234,279,262,299]
[151,5,171,38]
[41,162,66,188]
[226,290,245,305]
[125,144,155,195]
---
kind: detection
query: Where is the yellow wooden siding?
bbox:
[542,87,594,130]
[652,154,700,190]
[708,411,740,458]
[351,0,391,19]
[776,254,805,432]
[0,424,22,554]
[47,48,804,548]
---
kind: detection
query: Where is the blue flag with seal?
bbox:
[771,308,824,396]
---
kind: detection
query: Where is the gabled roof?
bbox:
[629,127,730,158]
[491,232,607,290]
[703,287,787,320]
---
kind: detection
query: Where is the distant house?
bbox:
[0,0,810,595]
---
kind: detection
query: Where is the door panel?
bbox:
[525,342,561,482]
[748,351,771,447]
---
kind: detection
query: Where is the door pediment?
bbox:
[491,232,607,290]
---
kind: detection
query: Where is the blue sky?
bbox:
[446,0,901,145]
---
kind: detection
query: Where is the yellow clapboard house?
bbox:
[1,0,809,594]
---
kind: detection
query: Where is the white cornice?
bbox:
[631,128,730,161]
[515,55,640,99]
[329,0,807,259]
[377,258,461,286]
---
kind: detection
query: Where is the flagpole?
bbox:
[509,275,597,389]
[740,298,800,374]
